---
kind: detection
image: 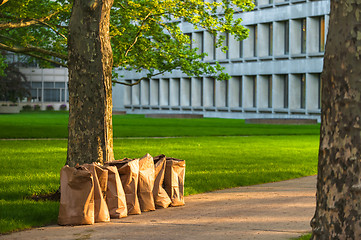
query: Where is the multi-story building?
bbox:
[114,0,330,121]
[8,0,329,120]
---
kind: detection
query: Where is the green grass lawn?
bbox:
[0,112,320,234]
[0,112,320,138]
[292,233,312,240]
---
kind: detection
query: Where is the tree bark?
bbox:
[66,0,114,167]
[311,0,361,238]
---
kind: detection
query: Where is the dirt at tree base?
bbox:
[2,176,316,240]
[28,190,60,202]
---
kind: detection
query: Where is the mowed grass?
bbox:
[0,112,320,138]
[0,136,319,233]
[0,112,320,234]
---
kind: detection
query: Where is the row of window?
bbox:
[186,15,326,61]
[29,81,68,102]
[123,74,321,112]
[254,0,325,8]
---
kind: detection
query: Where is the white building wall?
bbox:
[19,67,69,110]
[112,0,331,121]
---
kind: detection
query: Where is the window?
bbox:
[239,77,243,107]
[185,33,192,49]
[319,16,325,52]
[269,23,273,56]
[229,77,242,108]
[140,79,150,105]
[171,78,181,106]
[181,78,191,106]
[213,34,217,60]
[30,81,68,103]
[31,82,41,88]
[150,79,159,106]
[244,25,257,58]
[318,74,322,109]
[193,31,204,55]
[30,88,41,102]
[124,80,132,105]
[44,89,60,102]
[205,77,216,107]
[301,19,306,54]
[254,25,258,57]
[240,41,244,58]
[44,82,54,88]
[216,79,228,107]
[55,82,65,88]
[300,74,306,109]
[225,33,229,59]
[159,79,169,106]
[284,21,289,54]
[253,76,257,107]
[268,76,272,108]
[192,78,203,107]
[284,75,289,108]
[216,32,229,60]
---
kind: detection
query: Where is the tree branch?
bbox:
[0,11,59,30]
[112,70,167,86]
[112,76,148,86]
[0,38,67,60]
[38,21,67,40]
[0,42,68,67]
[124,11,153,57]
[0,0,9,7]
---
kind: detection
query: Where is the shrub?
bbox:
[34,105,41,111]
[46,105,54,111]
[9,103,18,106]
[59,104,67,111]
[22,105,33,111]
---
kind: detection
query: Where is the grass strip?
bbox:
[291,233,312,240]
[0,112,320,138]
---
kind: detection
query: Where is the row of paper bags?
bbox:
[58,154,185,225]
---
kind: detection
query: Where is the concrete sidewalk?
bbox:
[1,176,316,240]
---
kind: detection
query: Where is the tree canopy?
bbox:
[0,62,30,102]
[0,0,254,84]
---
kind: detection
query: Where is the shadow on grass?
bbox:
[0,199,59,234]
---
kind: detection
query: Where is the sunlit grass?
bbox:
[291,233,312,240]
[0,112,320,234]
[114,136,319,195]
[0,135,319,233]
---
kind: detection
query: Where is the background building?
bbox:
[20,67,69,110]
[5,0,329,120]
[114,0,330,121]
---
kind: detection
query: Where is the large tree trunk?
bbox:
[311,0,361,238]
[66,0,114,167]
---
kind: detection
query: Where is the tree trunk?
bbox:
[311,0,361,238]
[66,0,114,167]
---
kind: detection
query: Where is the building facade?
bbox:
[20,67,69,110]
[12,0,329,119]
[114,0,330,121]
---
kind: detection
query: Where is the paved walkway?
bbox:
[1,176,316,240]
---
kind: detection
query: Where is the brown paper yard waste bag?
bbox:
[105,158,141,215]
[103,165,128,218]
[138,153,156,212]
[83,163,110,223]
[58,165,94,225]
[164,157,186,207]
[153,155,172,208]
